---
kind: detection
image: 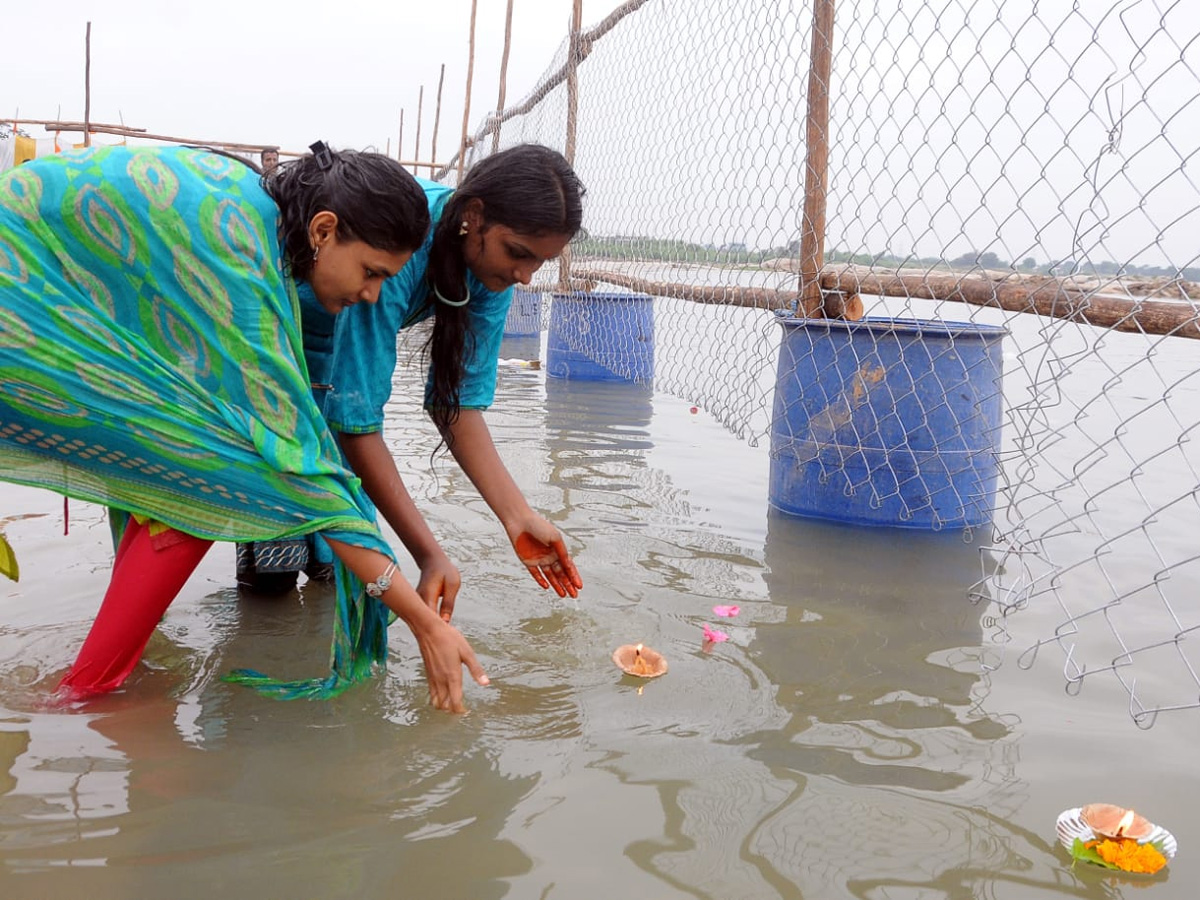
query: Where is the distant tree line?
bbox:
[574,233,1200,281]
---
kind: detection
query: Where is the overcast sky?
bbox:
[5,0,1197,271]
[2,0,622,160]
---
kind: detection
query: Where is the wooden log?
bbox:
[572,265,1200,338]
[798,1,835,316]
[821,267,1200,338]
[572,266,862,319]
[573,267,795,310]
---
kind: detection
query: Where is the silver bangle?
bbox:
[365,563,397,598]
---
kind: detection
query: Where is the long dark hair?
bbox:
[264,145,430,282]
[425,144,586,441]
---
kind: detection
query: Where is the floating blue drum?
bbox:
[769,316,1008,529]
[504,288,544,337]
[547,292,655,383]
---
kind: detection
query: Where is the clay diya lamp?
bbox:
[1081,803,1155,841]
[612,643,668,678]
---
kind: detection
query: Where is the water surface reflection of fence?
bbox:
[452,0,1200,726]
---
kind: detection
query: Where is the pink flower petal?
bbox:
[702,624,729,643]
[712,605,740,618]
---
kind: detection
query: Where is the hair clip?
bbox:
[309,140,334,171]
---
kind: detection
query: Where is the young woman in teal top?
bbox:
[288,144,587,622]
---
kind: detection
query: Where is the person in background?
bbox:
[238,144,586,621]
[0,142,488,710]
[260,145,280,174]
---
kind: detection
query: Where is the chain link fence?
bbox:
[445,0,1199,726]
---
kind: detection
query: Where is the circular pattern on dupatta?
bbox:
[126,151,181,211]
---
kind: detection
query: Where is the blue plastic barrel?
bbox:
[769,316,1007,529]
[546,292,654,383]
[504,288,544,337]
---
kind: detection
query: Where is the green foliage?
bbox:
[0,532,17,582]
[574,236,1200,280]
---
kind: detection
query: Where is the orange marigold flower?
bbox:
[1085,838,1168,874]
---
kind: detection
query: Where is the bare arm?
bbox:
[324,537,487,712]
[339,430,461,621]
[444,409,582,598]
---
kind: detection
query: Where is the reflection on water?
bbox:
[720,516,1028,896]
[1,346,1195,898]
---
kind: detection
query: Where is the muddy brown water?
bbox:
[1,329,1197,899]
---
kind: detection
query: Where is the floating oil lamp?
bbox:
[612,643,668,678]
[1080,803,1154,841]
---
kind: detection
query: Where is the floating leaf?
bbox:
[0,532,17,582]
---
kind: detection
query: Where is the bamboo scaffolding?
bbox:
[571,266,1200,339]
[436,0,651,179]
[798,1,834,316]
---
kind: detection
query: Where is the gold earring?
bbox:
[458,220,469,236]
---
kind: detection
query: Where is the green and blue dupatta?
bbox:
[0,145,393,698]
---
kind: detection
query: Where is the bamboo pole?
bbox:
[493,0,515,154]
[431,64,445,169]
[436,0,650,180]
[398,109,405,164]
[45,122,295,154]
[798,0,835,316]
[83,22,92,147]
[0,117,145,132]
[564,0,582,165]
[415,85,424,167]
[559,0,584,290]
[458,0,479,181]
[570,265,1200,339]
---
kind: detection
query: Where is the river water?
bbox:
[1,302,1197,898]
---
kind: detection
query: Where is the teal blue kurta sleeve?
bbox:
[314,178,514,433]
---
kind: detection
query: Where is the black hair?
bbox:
[264,146,430,282]
[425,144,585,442]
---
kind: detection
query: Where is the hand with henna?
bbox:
[505,512,582,599]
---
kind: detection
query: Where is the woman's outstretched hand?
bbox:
[415,550,462,623]
[407,613,489,712]
[325,538,486,712]
[506,513,583,599]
